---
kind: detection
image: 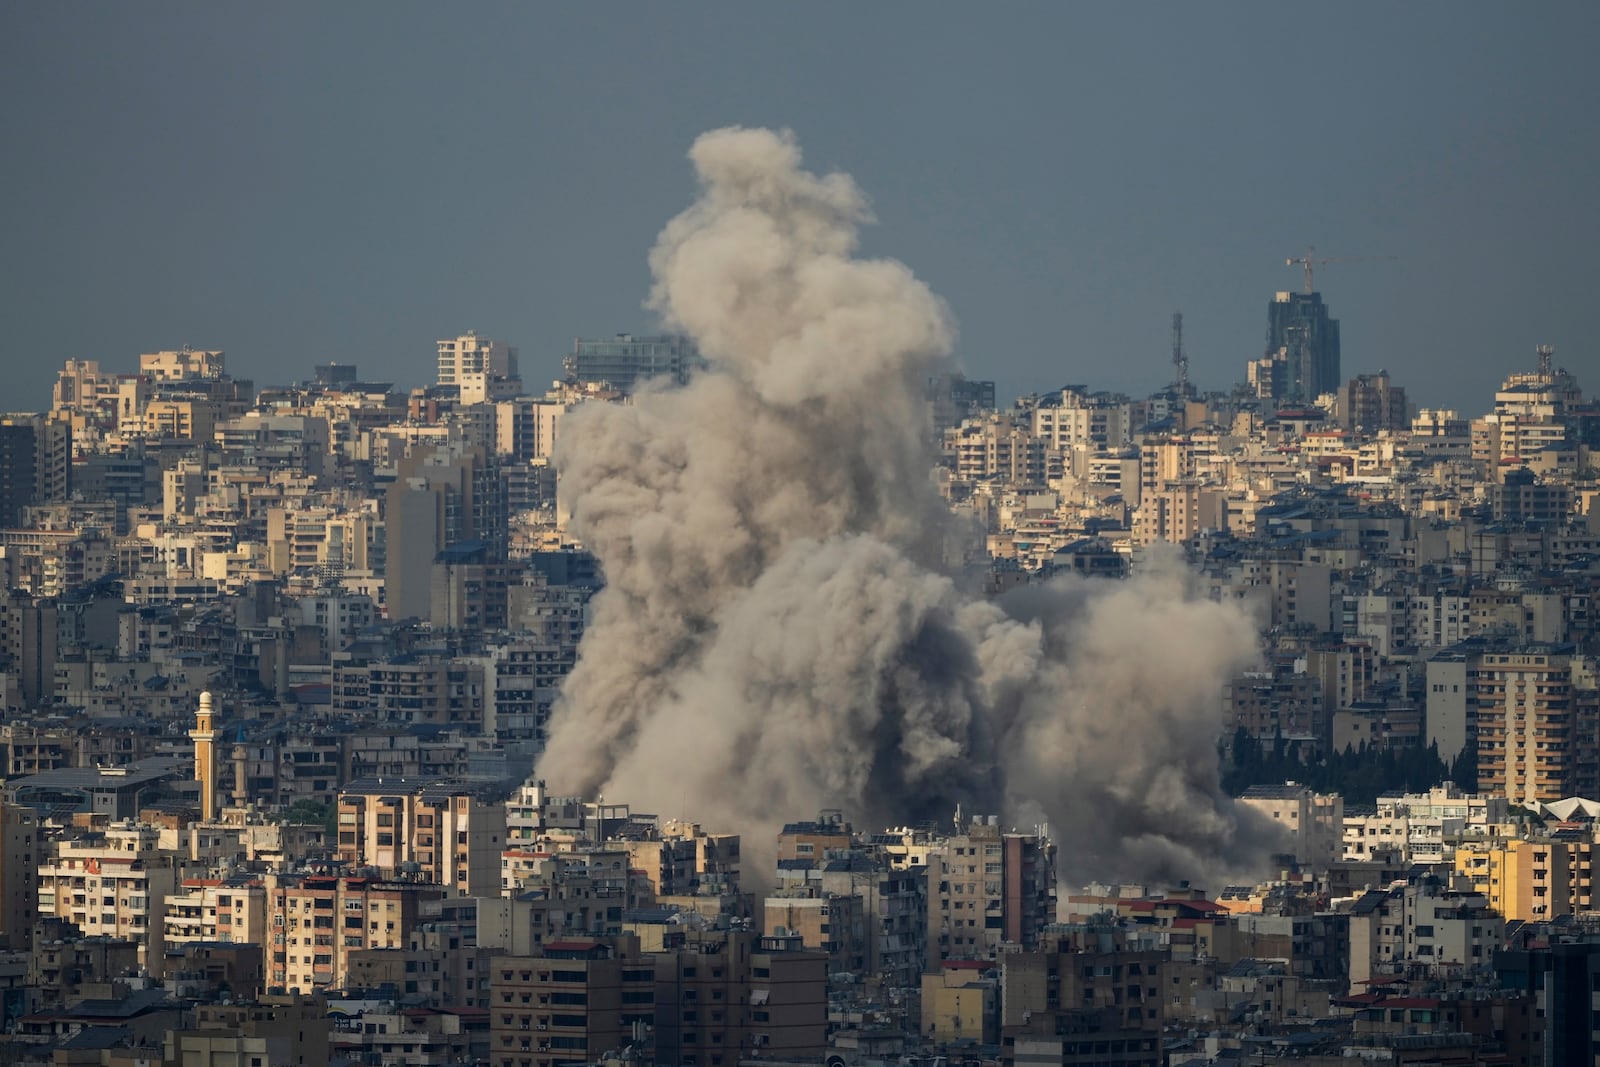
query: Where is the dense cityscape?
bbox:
[2,138,1599,1067]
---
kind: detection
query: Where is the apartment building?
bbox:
[489,939,654,1067]
[763,889,867,975]
[926,817,1056,962]
[1454,837,1577,922]
[647,929,828,1067]
[1474,646,1592,804]
[0,801,39,949]
[36,822,190,971]
[336,778,506,896]
[163,875,267,952]
[1236,784,1344,868]
[1347,879,1502,984]
[439,331,518,389]
[1001,926,1166,1067]
[267,873,445,994]
[332,659,487,729]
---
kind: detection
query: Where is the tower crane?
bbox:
[1286,246,1397,293]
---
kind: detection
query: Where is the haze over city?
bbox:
[5,3,1597,409]
[8,7,1600,1065]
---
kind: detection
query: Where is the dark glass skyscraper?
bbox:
[1265,290,1341,404]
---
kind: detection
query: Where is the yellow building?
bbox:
[921,961,997,1044]
[1454,838,1572,922]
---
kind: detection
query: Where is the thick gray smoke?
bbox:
[539,127,1276,885]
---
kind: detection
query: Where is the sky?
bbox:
[3,3,1595,416]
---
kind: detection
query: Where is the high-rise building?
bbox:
[266,873,445,994]
[564,334,703,393]
[0,413,68,526]
[335,777,506,896]
[925,817,1056,962]
[0,419,37,527]
[928,373,998,436]
[384,444,505,622]
[489,940,656,1067]
[646,929,828,1066]
[1340,370,1408,431]
[0,800,38,950]
[1474,645,1598,805]
[1001,925,1166,1067]
[1253,290,1341,406]
[438,331,518,388]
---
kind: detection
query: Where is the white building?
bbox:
[37,823,190,971]
[437,331,517,388]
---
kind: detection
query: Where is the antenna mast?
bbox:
[1171,312,1189,393]
[1536,344,1554,380]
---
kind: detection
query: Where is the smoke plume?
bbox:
[539,127,1275,885]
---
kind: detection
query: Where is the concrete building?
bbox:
[171,995,331,1067]
[0,414,71,524]
[489,939,654,1067]
[1344,785,1507,864]
[1474,645,1590,805]
[1236,784,1344,868]
[36,822,191,971]
[922,960,997,1044]
[1224,665,1326,752]
[1346,878,1502,984]
[1454,837,1576,922]
[333,659,487,729]
[438,331,518,389]
[267,873,446,995]
[945,412,1047,485]
[336,777,506,896]
[5,758,187,822]
[1001,925,1165,1067]
[163,876,268,954]
[648,929,828,1066]
[0,800,38,950]
[925,817,1056,962]
[1340,370,1408,431]
[763,890,867,976]
[384,444,503,622]
[493,397,566,463]
[140,348,226,381]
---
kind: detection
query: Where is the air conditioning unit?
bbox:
[537,1024,547,1030]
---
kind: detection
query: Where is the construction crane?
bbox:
[1286,246,1397,293]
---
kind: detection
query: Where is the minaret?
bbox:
[191,691,217,823]
[231,739,249,810]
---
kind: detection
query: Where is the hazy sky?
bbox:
[3,3,1595,415]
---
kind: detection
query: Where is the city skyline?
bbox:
[3,9,1600,1061]
[5,4,1597,414]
